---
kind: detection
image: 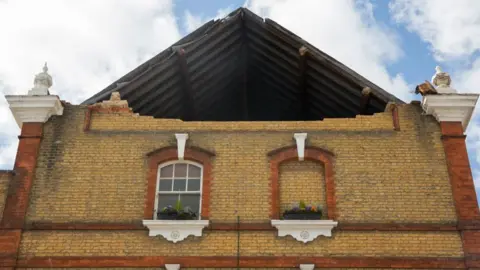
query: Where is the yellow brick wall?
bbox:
[279,160,326,214]
[0,170,12,221]
[26,104,456,224]
[18,103,461,259]
[19,231,463,257]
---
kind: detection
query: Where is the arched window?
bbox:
[154,161,203,219]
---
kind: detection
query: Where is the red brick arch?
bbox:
[144,146,215,220]
[268,146,337,220]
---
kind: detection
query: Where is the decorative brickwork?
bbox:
[278,160,326,214]
[269,146,336,220]
[14,256,466,268]
[144,146,215,220]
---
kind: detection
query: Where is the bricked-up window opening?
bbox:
[155,161,203,220]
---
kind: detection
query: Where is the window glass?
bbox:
[173,179,186,191]
[156,162,203,220]
[187,179,201,191]
[158,179,172,191]
[159,165,173,178]
[188,165,201,178]
[174,164,187,177]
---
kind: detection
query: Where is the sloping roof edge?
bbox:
[82,7,404,106]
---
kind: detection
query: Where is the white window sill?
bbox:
[271,220,338,243]
[142,219,210,243]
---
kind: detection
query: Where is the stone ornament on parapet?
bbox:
[28,62,52,96]
[431,65,455,94]
[5,63,64,128]
[417,66,479,132]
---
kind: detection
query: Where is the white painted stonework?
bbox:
[142,220,209,243]
[421,94,479,131]
[299,264,315,270]
[6,63,63,128]
[28,63,53,95]
[293,133,307,161]
[165,264,180,270]
[175,133,189,160]
[5,95,63,128]
[271,220,338,243]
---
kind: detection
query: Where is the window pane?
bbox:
[188,165,201,178]
[173,179,186,191]
[187,179,201,191]
[160,165,173,178]
[158,179,172,191]
[180,194,201,216]
[174,164,187,177]
[157,194,178,212]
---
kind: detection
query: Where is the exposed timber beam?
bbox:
[176,48,195,121]
[298,45,309,120]
[241,11,249,120]
[359,87,372,115]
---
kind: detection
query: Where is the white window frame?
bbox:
[154,160,204,220]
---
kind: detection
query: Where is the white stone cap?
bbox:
[165,264,180,270]
[421,93,479,131]
[300,264,315,270]
[5,95,64,128]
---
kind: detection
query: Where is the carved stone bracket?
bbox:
[271,220,338,243]
[142,220,210,243]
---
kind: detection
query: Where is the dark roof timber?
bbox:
[82,7,404,121]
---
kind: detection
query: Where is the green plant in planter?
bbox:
[157,197,197,220]
[282,201,323,220]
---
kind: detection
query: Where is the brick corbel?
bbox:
[144,146,215,220]
[268,146,337,220]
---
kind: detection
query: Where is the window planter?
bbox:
[157,211,196,220]
[142,219,210,243]
[283,212,322,220]
[271,220,338,243]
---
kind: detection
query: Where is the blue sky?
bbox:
[1,0,480,201]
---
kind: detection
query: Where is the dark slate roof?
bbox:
[82,7,404,121]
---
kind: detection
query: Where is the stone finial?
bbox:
[28,62,52,95]
[431,66,456,94]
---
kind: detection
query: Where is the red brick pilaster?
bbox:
[440,121,480,269]
[1,123,43,228]
[0,122,43,268]
[268,146,337,220]
[144,146,215,220]
[440,122,480,222]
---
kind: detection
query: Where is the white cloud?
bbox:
[390,0,480,61]
[0,0,181,169]
[244,0,413,102]
[183,6,236,33]
[390,0,480,187]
